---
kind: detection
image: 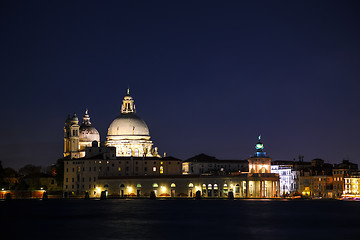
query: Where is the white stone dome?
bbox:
[79,125,100,142]
[107,113,150,136]
[79,109,100,143]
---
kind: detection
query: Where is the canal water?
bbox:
[0,199,359,240]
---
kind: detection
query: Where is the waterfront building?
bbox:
[333,160,358,198]
[271,164,298,196]
[98,173,279,199]
[97,137,280,199]
[63,149,182,197]
[343,172,360,198]
[297,159,333,198]
[343,171,360,199]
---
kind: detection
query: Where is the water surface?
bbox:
[1,199,359,240]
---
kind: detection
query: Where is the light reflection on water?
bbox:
[1,199,359,240]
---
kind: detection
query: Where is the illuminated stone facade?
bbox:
[97,173,279,199]
[63,144,182,198]
[63,114,81,159]
[93,138,280,199]
[271,164,299,196]
[343,171,360,199]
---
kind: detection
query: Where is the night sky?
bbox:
[1,1,360,169]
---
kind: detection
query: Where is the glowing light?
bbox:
[188,183,194,188]
[171,183,176,188]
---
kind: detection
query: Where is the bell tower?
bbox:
[64,113,80,158]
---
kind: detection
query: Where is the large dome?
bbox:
[107,113,150,136]
[105,89,158,157]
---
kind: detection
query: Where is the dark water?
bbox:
[1,199,359,240]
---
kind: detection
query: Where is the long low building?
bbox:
[98,173,280,198]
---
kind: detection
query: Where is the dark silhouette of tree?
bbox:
[19,164,41,177]
[0,161,5,188]
[2,167,18,189]
[14,179,29,190]
[0,161,4,177]
[18,164,42,190]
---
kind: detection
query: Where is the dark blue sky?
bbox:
[1,1,360,169]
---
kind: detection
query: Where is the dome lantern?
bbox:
[121,89,136,114]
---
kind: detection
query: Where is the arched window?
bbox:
[208,184,212,190]
[171,183,176,188]
[104,184,109,188]
[153,183,158,188]
[188,183,194,188]
[223,184,228,188]
[136,184,142,188]
[202,184,206,189]
[214,184,218,190]
[135,149,139,157]
[120,184,125,188]
[127,149,132,156]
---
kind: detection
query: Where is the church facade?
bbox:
[62,89,279,198]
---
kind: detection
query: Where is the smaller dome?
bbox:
[79,125,100,142]
[79,109,100,142]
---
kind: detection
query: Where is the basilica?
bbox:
[64,89,159,159]
[62,89,280,199]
